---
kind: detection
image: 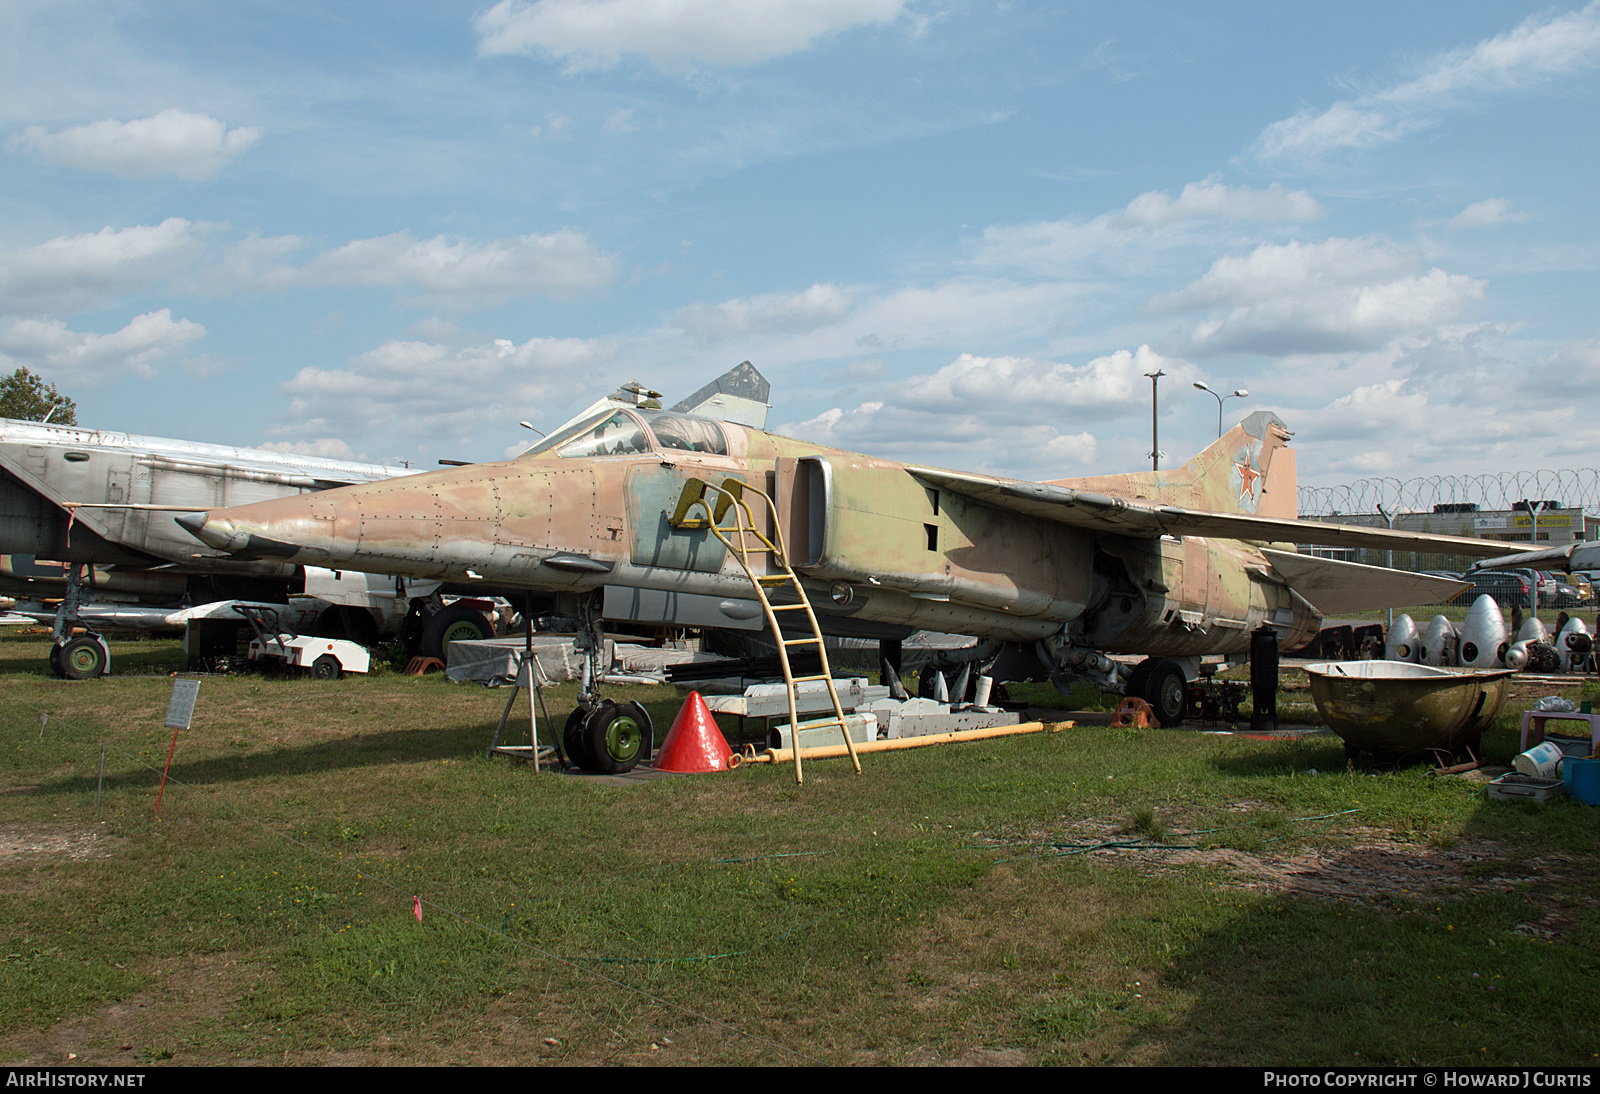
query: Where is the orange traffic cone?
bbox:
[655,692,733,773]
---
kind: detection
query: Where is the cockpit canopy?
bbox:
[522,409,730,460]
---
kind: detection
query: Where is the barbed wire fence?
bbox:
[1299,469,1600,519]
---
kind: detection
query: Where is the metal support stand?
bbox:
[488,595,562,768]
[487,660,558,766]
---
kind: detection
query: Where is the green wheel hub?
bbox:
[603,714,642,761]
[439,620,482,654]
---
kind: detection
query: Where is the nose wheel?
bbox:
[562,700,653,774]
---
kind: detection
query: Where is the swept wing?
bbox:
[905,466,1516,559]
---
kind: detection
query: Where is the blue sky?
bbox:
[3,1,1599,490]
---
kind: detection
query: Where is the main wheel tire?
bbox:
[582,700,650,774]
[419,605,494,663]
[48,643,66,678]
[59,636,108,680]
[563,705,595,770]
[311,654,342,680]
[1135,658,1188,728]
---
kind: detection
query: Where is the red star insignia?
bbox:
[1236,453,1261,504]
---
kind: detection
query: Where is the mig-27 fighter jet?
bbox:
[181,393,1510,766]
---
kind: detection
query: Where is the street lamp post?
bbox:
[1529,500,1552,617]
[1377,502,1396,631]
[1146,369,1166,470]
[1193,381,1249,438]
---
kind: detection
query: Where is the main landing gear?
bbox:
[49,563,111,680]
[1124,657,1189,728]
[52,633,111,680]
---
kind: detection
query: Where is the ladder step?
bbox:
[768,603,809,611]
[757,575,791,587]
[789,674,834,683]
[781,638,820,647]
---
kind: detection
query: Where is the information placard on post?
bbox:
[164,679,201,730]
[157,679,201,814]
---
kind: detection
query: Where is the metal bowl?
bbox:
[1303,659,1513,759]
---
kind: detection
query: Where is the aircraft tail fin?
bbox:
[671,361,771,428]
[1048,410,1295,517]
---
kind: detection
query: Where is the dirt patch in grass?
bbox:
[1162,839,1507,902]
[1019,815,1598,943]
[0,823,117,865]
[0,952,255,1066]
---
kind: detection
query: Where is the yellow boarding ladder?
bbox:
[669,476,862,785]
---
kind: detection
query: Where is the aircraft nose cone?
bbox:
[174,511,208,540]
[176,508,317,559]
[177,510,251,553]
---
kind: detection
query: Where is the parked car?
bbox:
[1535,571,1560,607]
[1460,568,1534,609]
[1565,573,1595,605]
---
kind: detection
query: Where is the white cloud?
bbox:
[670,279,1087,371]
[1154,237,1412,311]
[774,346,1185,477]
[214,228,620,308]
[897,345,1186,417]
[676,282,853,342]
[975,180,1322,277]
[276,333,614,446]
[1448,197,1528,230]
[846,280,1079,351]
[202,231,309,293]
[1115,179,1323,229]
[0,219,203,315]
[1273,330,1600,479]
[1258,3,1600,160]
[474,0,907,71]
[1,220,618,316]
[779,397,1099,476]
[12,110,260,180]
[0,309,205,381]
[1154,238,1485,356]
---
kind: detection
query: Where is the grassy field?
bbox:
[2,629,1598,1067]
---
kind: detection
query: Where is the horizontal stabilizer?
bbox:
[1260,549,1469,615]
[908,466,1518,559]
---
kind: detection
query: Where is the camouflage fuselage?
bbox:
[189,415,1320,655]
